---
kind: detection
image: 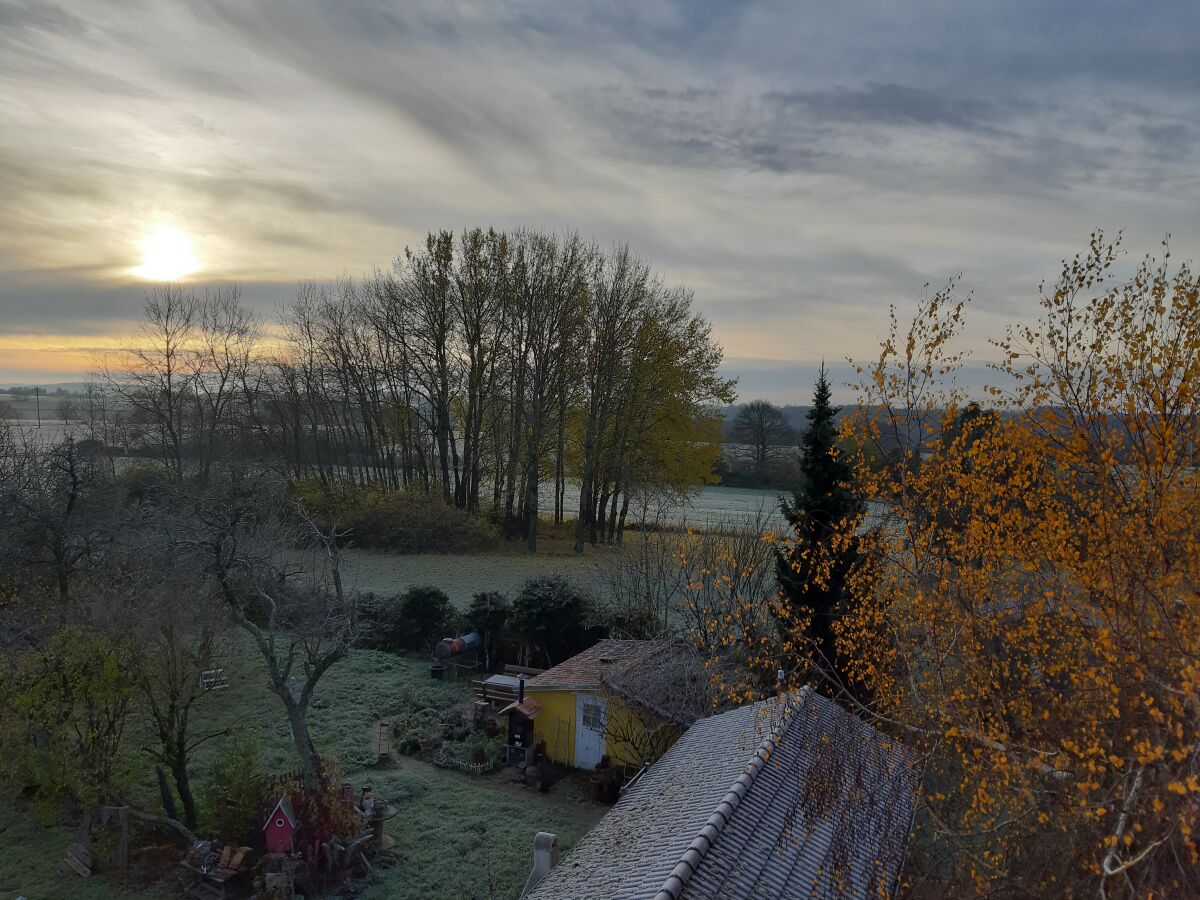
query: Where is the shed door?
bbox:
[574,694,607,769]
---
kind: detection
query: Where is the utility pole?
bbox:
[35,386,41,427]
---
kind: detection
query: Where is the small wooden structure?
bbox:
[471,664,545,708]
[199,668,229,691]
[57,805,129,879]
[375,718,392,763]
[182,842,254,900]
[58,840,94,878]
[264,797,297,855]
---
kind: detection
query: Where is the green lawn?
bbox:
[0,638,604,900]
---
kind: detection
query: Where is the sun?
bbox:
[136,226,199,281]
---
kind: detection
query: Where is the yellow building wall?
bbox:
[525,689,679,769]
[603,698,675,768]
[526,688,578,766]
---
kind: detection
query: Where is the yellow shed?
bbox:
[521,639,699,769]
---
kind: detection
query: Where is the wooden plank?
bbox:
[504,664,546,676]
[62,854,91,877]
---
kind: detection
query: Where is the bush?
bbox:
[116,463,174,505]
[353,592,391,650]
[201,731,269,846]
[509,576,606,666]
[466,591,509,634]
[2,627,142,806]
[403,585,454,650]
[387,699,475,757]
[290,481,499,553]
[356,586,454,652]
[608,604,662,640]
[465,590,508,668]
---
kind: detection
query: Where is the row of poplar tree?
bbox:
[100,228,735,550]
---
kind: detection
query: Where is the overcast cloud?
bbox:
[0,0,1197,399]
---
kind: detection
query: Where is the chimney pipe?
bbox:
[518,674,526,704]
[521,832,559,897]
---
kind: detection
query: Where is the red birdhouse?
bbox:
[263,797,297,855]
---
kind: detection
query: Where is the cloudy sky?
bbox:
[1,1,1197,399]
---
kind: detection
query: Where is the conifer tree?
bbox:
[774,364,862,689]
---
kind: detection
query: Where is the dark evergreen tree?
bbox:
[775,363,863,692]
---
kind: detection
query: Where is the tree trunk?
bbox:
[156,766,178,821]
[170,755,199,830]
[283,699,321,786]
[524,459,539,553]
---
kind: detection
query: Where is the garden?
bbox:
[0,635,605,900]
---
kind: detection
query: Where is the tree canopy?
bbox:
[835,234,1200,896]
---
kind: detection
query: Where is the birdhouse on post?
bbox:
[263,797,297,855]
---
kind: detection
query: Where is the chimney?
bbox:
[518,674,526,704]
[521,832,559,896]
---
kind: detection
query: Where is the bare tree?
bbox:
[181,477,355,786]
[450,228,509,511]
[601,640,726,765]
[120,536,229,829]
[0,434,114,618]
[102,285,199,479]
[189,286,259,485]
[731,399,794,476]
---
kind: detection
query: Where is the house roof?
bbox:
[526,639,658,691]
[264,796,296,830]
[499,697,543,718]
[525,690,921,900]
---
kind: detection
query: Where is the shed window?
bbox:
[275,818,285,828]
[582,701,603,731]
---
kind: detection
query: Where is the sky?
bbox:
[0,1,1197,401]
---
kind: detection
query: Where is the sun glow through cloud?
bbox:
[136,226,199,281]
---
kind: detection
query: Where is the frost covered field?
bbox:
[338,486,785,606]
[339,546,620,607]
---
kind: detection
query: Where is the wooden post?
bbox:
[116,806,129,871]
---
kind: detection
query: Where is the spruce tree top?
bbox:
[782,363,862,532]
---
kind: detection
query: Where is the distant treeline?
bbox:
[92,228,734,551]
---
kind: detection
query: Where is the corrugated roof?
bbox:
[526,639,658,691]
[526,691,921,900]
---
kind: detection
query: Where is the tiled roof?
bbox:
[525,690,921,900]
[526,640,658,691]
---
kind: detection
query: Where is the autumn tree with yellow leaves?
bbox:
[820,234,1200,896]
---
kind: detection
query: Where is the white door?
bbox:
[575,694,607,769]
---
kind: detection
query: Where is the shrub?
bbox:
[356,587,453,652]
[466,591,508,668]
[201,731,269,845]
[608,604,662,640]
[289,481,499,553]
[353,592,389,650]
[2,627,142,806]
[466,591,509,635]
[116,463,174,505]
[509,576,606,666]
[398,585,453,651]
[387,699,475,757]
